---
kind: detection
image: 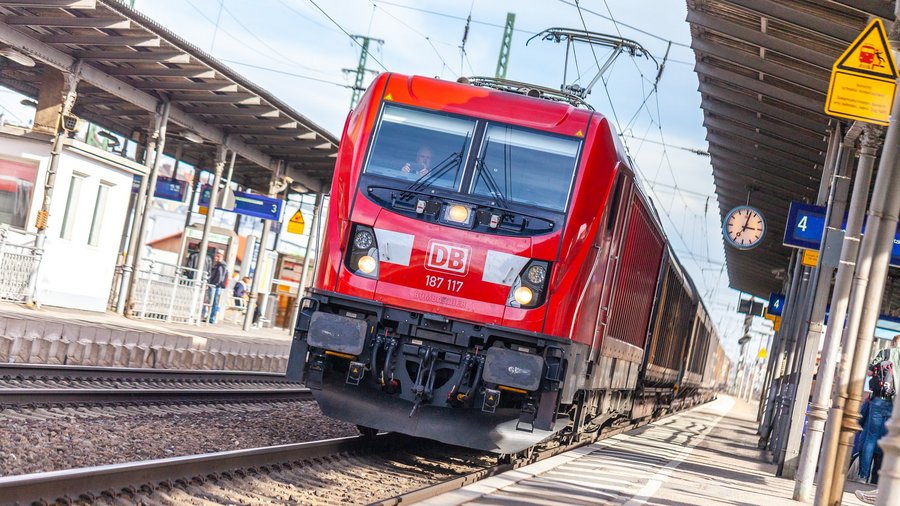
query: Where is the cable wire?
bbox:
[558,0,690,49]
[220,59,353,88]
[307,0,388,71]
[369,1,458,77]
[573,0,623,135]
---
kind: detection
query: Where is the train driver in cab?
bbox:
[400,145,433,178]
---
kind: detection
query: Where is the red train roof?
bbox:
[378,73,598,139]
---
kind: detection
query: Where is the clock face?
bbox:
[724,206,766,250]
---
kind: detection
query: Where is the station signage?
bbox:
[783,202,830,250]
[130,176,187,202]
[738,297,765,316]
[199,185,283,221]
[153,178,187,202]
[287,210,305,235]
[825,18,899,126]
[767,292,785,317]
[784,201,900,267]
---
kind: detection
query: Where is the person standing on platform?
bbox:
[855,334,900,485]
[233,275,249,310]
[206,250,228,324]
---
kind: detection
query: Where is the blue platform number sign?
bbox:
[784,201,900,267]
[199,185,283,221]
[767,292,786,317]
[783,202,828,250]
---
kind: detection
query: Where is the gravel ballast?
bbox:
[0,401,359,476]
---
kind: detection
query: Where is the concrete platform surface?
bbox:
[424,396,873,506]
[0,302,292,371]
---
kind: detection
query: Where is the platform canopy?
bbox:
[687,0,900,313]
[0,0,339,193]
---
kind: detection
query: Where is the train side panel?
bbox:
[632,255,697,418]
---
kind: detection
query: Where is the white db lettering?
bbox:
[426,240,470,275]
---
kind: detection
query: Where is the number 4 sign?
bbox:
[767,292,786,317]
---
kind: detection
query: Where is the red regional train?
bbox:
[286,73,730,454]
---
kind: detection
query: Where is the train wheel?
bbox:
[357,425,378,437]
[516,445,536,462]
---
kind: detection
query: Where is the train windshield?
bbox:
[472,125,580,212]
[364,105,474,190]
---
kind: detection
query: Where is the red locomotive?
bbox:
[286,73,729,453]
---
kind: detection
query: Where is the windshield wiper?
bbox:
[398,152,462,200]
[475,158,511,209]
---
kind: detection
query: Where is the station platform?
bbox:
[0,302,291,372]
[424,396,873,506]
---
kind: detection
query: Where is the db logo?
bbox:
[426,240,471,275]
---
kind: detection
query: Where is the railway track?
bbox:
[0,434,491,505]
[0,407,658,505]
[0,363,310,407]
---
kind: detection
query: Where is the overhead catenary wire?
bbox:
[275,0,343,34]
[375,0,538,35]
[369,1,458,77]
[573,0,623,136]
[219,59,353,88]
[620,133,709,157]
[184,0,303,69]
[568,0,728,335]
[307,0,388,71]
[558,0,690,49]
[210,0,224,53]
[219,2,328,73]
[578,0,696,228]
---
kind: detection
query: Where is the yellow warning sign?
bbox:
[287,210,305,235]
[834,19,898,78]
[801,249,819,268]
[826,19,898,126]
[758,348,768,360]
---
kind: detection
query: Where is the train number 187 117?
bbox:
[425,275,463,293]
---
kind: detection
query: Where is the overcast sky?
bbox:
[0,0,773,359]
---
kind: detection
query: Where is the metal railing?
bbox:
[0,224,42,302]
[129,259,207,324]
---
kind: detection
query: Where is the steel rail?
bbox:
[0,434,406,505]
[0,363,295,383]
[0,387,312,406]
[373,415,654,505]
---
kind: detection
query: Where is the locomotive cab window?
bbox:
[365,105,475,190]
[472,125,580,212]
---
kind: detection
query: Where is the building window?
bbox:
[60,174,84,240]
[0,158,38,229]
[88,182,111,247]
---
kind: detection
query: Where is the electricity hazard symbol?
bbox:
[287,210,305,235]
[826,18,898,126]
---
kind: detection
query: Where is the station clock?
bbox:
[723,205,766,250]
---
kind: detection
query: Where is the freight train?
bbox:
[286,73,730,454]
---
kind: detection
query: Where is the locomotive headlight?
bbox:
[507,260,550,309]
[358,255,377,274]
[354,229,374,250]
[526,265,546,285]
[513,286,534,305]
[346,224,379,279]
[447,204,469,223]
